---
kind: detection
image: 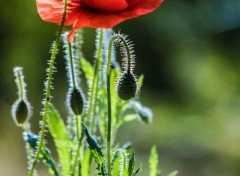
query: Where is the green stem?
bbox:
[68,42,76,88]
[107,34,133,176]
[120,35,132,72]
[23,123,33,175]
[90,79,100,133]
[107,37,114,176]
[28,0,68,175]
[86,29,103,126]
[71,115,82,176]
[16,70,24,100]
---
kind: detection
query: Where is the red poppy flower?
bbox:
[36,0,164,42]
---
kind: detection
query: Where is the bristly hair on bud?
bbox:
[109,33,138,101]
[62,32,80,88]
[13,67,27,99]
[12,67,32,126]
[62,32,85,115]
[116,71,138,101]
[113,33,136,73]
[66,87,85,116]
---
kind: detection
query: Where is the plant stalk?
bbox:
[86,29,103,126]
[28,0,68,175]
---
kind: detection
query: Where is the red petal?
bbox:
[36,0,80,25]
[82,0,128,13]
[68,0,164,42]
[127,0,141,7]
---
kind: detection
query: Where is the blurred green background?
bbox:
[1,0,240,175]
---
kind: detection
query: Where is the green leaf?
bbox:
[149,146,159,176]
[122,101,153,124]
[137,75,144,88]
[167,171,178,176]
[81,149,91,176]
[82,123,106,176]
[112,149,128,176]
[128,153,135,176]
[112,151,121,176]
[47,104,70,176]
[118,114,138,127]
[23,132,60,176]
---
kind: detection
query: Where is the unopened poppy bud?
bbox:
[12,99,30,126]
[67,87,85,115]
[117,71,137,101]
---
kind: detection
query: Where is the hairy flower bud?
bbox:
[12,99,30,126]
[67,87,85,115]
[117,71,137,101]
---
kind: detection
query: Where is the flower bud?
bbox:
[117,71,137,101]
[67,87,85,115]
[12,99,30,126]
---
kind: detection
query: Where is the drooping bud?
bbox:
[11,67,32,127]
[67,87,85,115]
[12,99,31,126]
[117,71,137,101]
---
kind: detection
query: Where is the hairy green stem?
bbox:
[68,42,76,88]
[107,37,114,176]
[90,80,99,133]
[120,35,132,72]
[107,33,133,176]
[16,70,24,100]
[86,29,103,126]
[28,0,68,175]
[71,115,82,176]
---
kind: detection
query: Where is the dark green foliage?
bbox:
[117,71,137,101]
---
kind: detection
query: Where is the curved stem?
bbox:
[120,36,132,72]
[86,29,103,125]
[107,33,133,176]
[28,0,68,175]
[107,37,114,176]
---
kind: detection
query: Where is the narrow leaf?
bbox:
[81,149,91,176]
[118,114,138,126]
[82,123,106,175]
[23,132,60,176]
[47,103,70,176]
[149,146,159,176]
[137,75,144,88]
[128,153,135,176]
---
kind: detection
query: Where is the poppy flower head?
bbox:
[36,0,164,42]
